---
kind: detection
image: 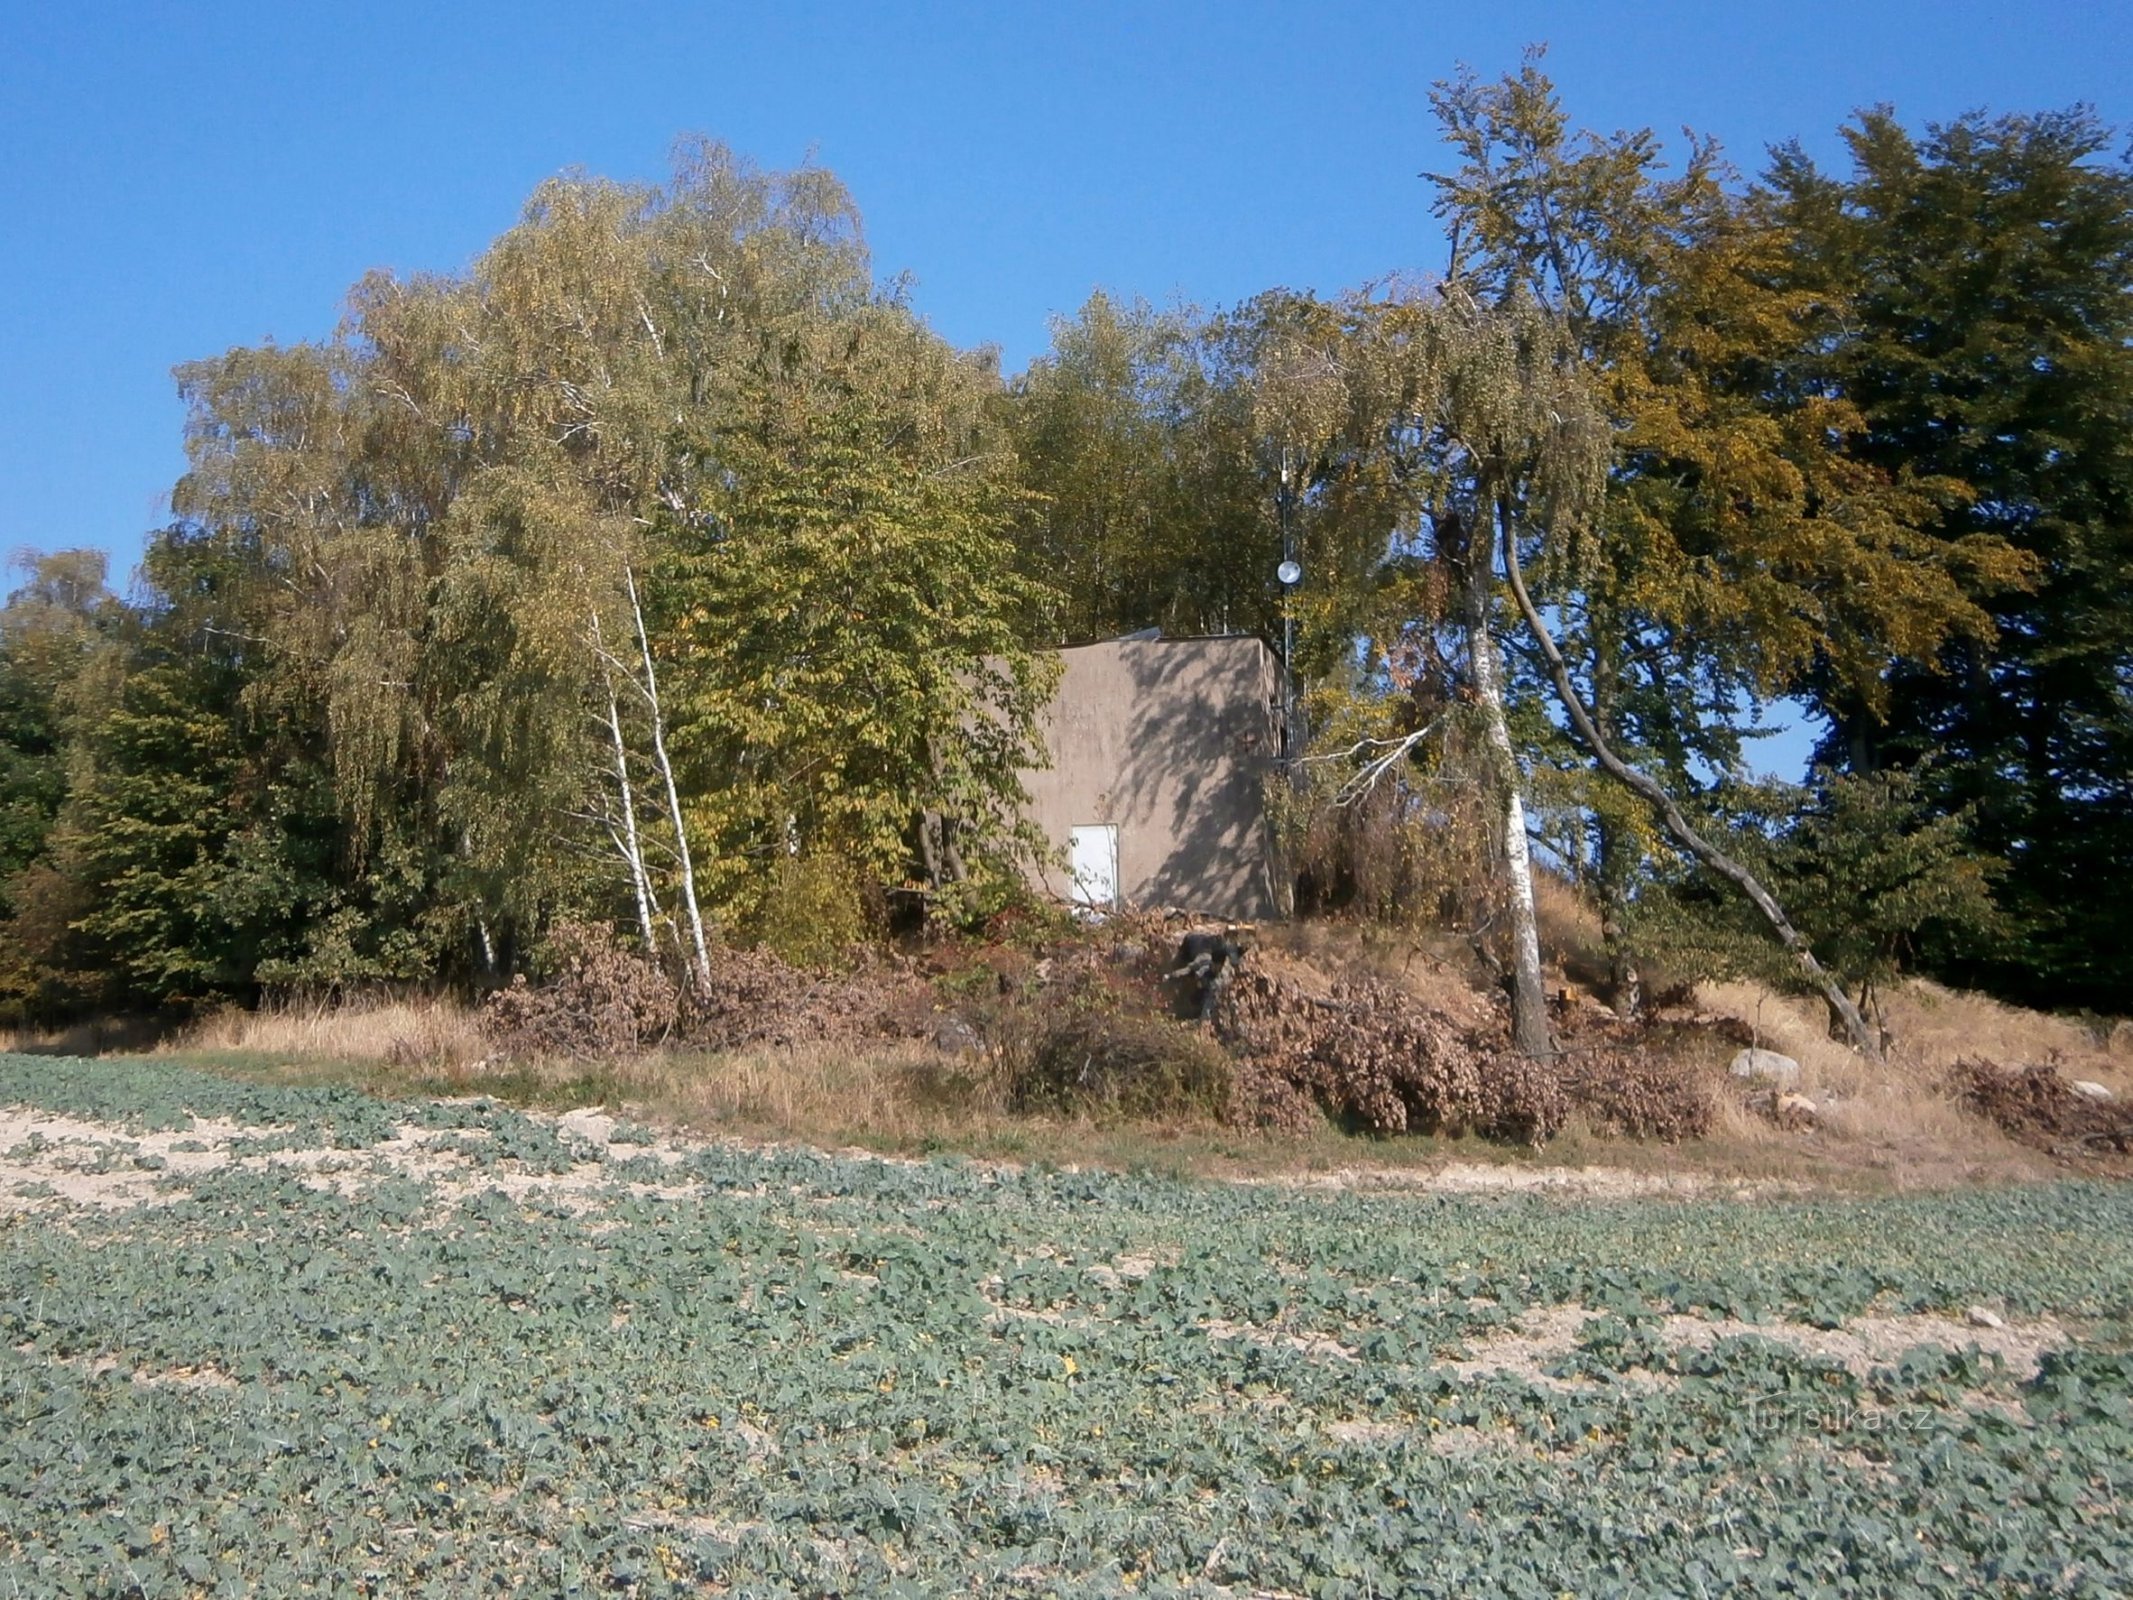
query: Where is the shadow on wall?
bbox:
[1101,640,1283,919]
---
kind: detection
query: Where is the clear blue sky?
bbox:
[3,1,2126,601]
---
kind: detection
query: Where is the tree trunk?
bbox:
[1497,517,1885,1060]
[1587,624,1642,1019]
[1465,504,1553,1058]
[921,736,971,891]
[1595,813,1643,1020]
[626,567,713,992]
[593,612,661,953]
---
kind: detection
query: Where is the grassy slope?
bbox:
[2,1054,2130,1597]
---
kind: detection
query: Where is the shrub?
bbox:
[1951,1058,2133,1156]
[1006,1009,1233,1119]
[684,943,911,1052]
[481,922,679,1060]
[1215,964,1567,1145]
[1559,1050,1714,1141]
[749,852,871,970]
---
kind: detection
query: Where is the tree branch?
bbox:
[1298,719,1447,806]
[1497,514,1884,1059]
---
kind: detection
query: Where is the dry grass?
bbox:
[1258,919,1502,1035]
[1879,979,2128,1078]
[12,914,2124,1193]
[1531,869,1608,985]
[166,996,487,1069]
[1685,976,2130,1187]
[610,1040,1006,1142]
[0,1015,172,1056]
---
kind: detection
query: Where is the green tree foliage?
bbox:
[1767,108,2133,1010]
[0,552,122,1017]
[1006,289,1419,656]
[0,552,118,902]
[1424,58,2029,1036]
[5,85,2125,1027]
[1007,293,1209,640]
[1638,765,2002,1033]
[3,142,1052,1007]
[1429,58,2016,716]
[657,300,1055,919]
[1775,767,2003,1025]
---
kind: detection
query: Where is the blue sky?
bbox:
[3,1,2126,674]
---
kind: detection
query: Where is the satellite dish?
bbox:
[1276,559,1303,586]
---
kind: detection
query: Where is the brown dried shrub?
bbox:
[483,923,932,1062]
[1558,1049,1716,1142]
[1476,1051,1573,1148]
[1951,1058,2133,1155]
[1229,1060,1324,1136]
[1214,964,1567,1145]
[481,922,680,1060]
[681,944,930,1053]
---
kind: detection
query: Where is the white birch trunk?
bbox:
[1471,508,1553,1057]
[607,686,660,951]
[627,567,713,991]
[590,611,661,951]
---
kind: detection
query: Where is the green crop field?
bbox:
[2,1054,2130,1598]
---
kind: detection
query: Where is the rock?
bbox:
[1966,1305,2006,1331]
[2070,1079,2116,1103]
[1774,1092,1818,1131]
[931,1014,984,1056]
[1729,1048,1802,1089]
[557,1107,616,1145]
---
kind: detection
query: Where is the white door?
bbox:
[1068,824,1120,913]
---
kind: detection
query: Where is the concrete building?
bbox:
[1019,635,1289,921]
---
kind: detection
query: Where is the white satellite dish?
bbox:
[1276,559,1303,586]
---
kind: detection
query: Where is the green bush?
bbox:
[1006,1008,1234,1119]
[749,852,871,970]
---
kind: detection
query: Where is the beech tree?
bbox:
[1422,58,2030,1052]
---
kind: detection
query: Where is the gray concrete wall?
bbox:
[1020,637,1285,920]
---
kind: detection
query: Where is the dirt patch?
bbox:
[12,1346,242,1391]
[1659,1309,2069,1381]
[0,1109,250,1211]
[1322,1417,1407,1445]
[3,1090,1805,1223]
[0,1098,711,1218]
[1443,1303,1606,1389]
[1443,1302,2068,1389]
[1200,1317,1360,1364]
[1321,1417,1511,1458]
[1082,1249,1177,1290]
